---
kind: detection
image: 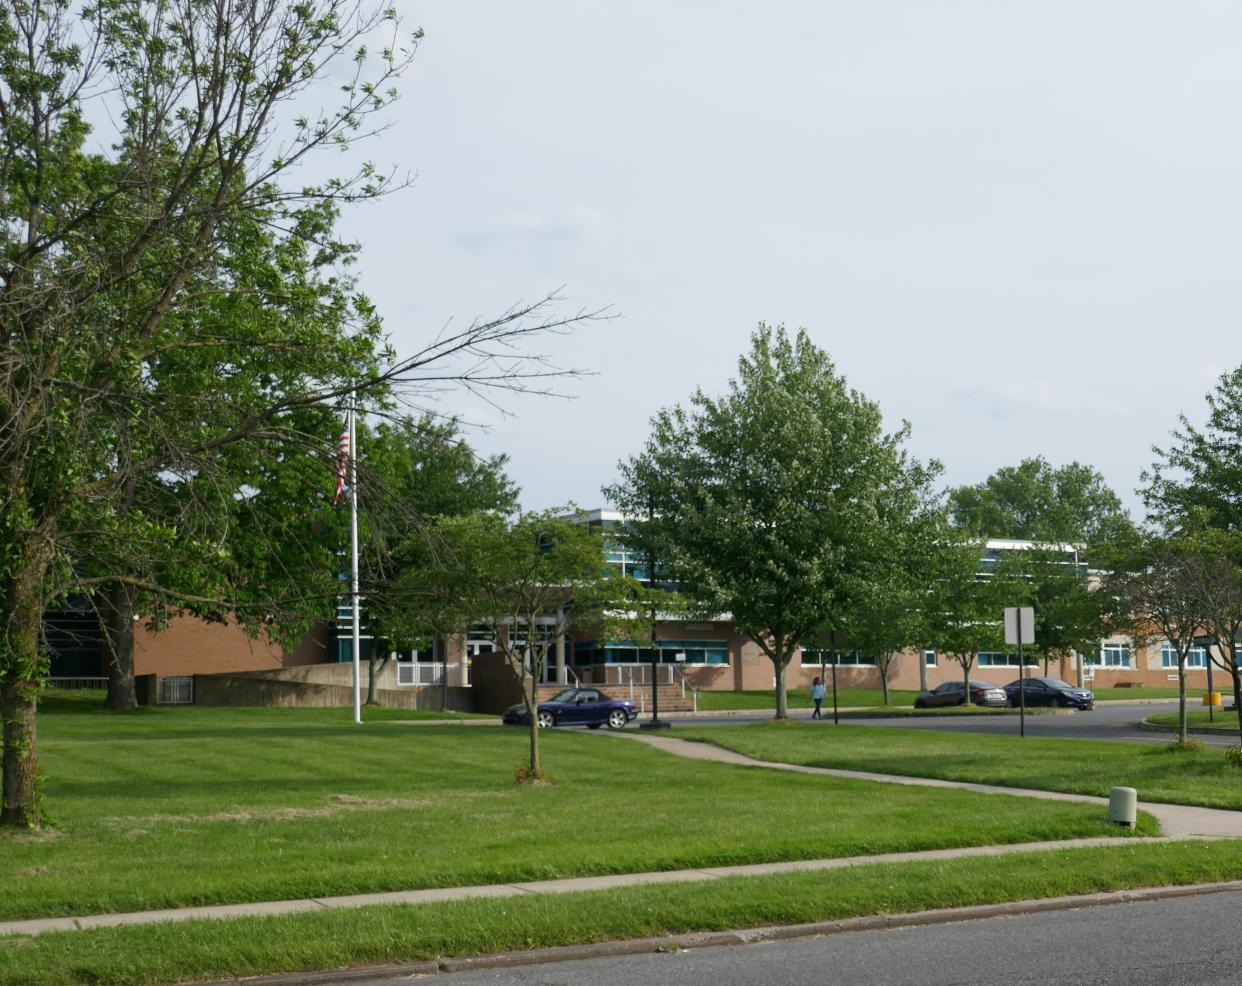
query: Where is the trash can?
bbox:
[1203,692,1222,707]
[1108,787,1137,828]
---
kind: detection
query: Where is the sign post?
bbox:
[1004,606,1035,738]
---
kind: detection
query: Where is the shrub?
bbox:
[1225,746,1242,769]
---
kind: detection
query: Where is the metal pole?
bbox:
[1018,622,1025,739]
[349,390,361,725]
[831,650,839,725]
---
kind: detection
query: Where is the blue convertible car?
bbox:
[502,687,639,730]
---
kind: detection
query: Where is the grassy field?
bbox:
[0,692,1141,923]
[4,840,1242,986]
[674,722,1242,808]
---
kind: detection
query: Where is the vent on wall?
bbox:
[158,676,194,705]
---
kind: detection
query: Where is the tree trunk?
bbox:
[526,676,541,776]
[1,679,39,829]
[774,655,789,719]
[2,562,46,829]
[1232,670,1242,750]
[1177,660,1187,744]
[104,581,138,711]
[879,654,891,706]
[366,652,390,706]
[918,647,928,693]
[962,661,972,707]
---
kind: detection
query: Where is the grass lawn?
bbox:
[1147,709,1242,733]
[0,694,1143,923]
[674,722,1242,809]
[4,840,1242,986]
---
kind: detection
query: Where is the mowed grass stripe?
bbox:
[1,701,1146,921]
[675,722,1242,808]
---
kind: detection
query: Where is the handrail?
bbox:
[671,665,698,713]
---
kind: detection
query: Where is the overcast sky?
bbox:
[336,1,1242,515]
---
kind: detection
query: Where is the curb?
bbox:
[196,878,1242,986]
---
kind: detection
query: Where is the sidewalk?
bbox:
[0,834,1181,939]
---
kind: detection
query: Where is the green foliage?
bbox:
[1146,367,1242,533]
[1225,745,1242,768]
[608,324,936,718]
[949,456,1133,545]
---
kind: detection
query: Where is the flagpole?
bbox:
[349,389,362,725]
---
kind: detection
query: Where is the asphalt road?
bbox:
[667,702,1242,747]
[378,889,1242,986]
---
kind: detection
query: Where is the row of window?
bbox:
[573,640,730,665]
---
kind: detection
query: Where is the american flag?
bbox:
[332,414,350,505]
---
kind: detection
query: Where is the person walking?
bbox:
[810,677,826,719]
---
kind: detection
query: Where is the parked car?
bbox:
[501,688,638,730]
[1002,677,1094,710]
[914,680,1008,708]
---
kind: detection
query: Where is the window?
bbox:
[573,639,729,665]
[1091,643,1131,668]
[924,650,937,667]
[977,652,1034,667]
[800,650,876,667]
[1161,644,1207,669]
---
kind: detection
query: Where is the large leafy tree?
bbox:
[607,324,936,719]
[949,457,1132,545]
[0,1,596,828]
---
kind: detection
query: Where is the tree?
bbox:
[1102,529,1207,745]
[1176,524,1242,746]
[606,324,936,719]
[949,457,1133,545]
[1146,368,1242,533]
[0,1,599,828]
[356,415,518,704]
[388,509,664,778]
[923,530,1012,704]
[950,459,1133,682]
[841,501,943,706]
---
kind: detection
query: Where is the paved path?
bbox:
[612,731,1242,838]
[6,731,1242,940]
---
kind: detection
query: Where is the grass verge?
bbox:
[2,702,1141,922]
[1147,709,1242,733]
[1,840,1239,986]
[674,721,1242,809]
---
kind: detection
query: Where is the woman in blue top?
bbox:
[810,677,826,719]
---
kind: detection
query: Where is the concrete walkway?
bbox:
[0,835,1187,939]
[5,730,1242,940]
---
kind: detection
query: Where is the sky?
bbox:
[333,1,1242,516]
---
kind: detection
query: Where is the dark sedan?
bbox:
[502,688,639,730]
[1003,677,1094,710]
[914,680,1009,708]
